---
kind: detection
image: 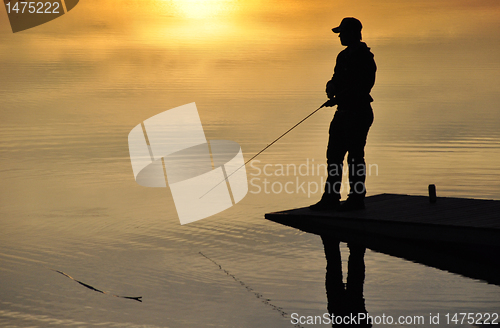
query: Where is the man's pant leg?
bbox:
[324,111,348,201]
[346,108,373,199]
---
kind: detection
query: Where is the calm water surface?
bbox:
[1,0,500,327]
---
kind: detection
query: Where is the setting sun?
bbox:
[166,0,236,19]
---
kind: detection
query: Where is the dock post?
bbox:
[428,184,437,203]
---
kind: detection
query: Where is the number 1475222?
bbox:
[6,2,61,14]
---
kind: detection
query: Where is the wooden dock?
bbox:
[265,193,500,250]
[265,193,500,285]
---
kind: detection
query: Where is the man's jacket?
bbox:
[326,42,376,109]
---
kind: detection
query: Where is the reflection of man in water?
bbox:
[322,236,372,327]
[311,17,376,211]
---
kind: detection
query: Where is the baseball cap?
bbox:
[332,17,362,33]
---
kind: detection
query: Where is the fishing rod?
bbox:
[200,99,336,199]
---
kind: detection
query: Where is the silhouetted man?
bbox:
[311,17,376,211]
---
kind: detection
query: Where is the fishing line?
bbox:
[51,269,142,302]
[200,100,333,199]
[199,252,305,328]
